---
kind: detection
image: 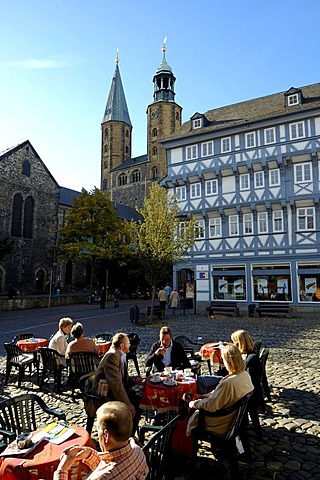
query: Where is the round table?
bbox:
[16,338,48,352]
[95,340,111,356]
[0,425,93,480]
[139,375,197,413]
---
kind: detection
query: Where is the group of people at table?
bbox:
[4,318,265,480]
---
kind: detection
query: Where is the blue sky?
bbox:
[1,0,320,191]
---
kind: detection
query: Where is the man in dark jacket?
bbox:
[146,326,191,372]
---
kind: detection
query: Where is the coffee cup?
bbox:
[184,368,192,376]
[153,373,161,382]
[164,366,172,374]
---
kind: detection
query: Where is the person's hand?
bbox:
[128,403,136,417]
[155,346,166,356]
[189,400,196,409]
[57,446,91,471]
[132,375,143,384]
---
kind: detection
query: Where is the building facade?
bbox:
[101,44,182,209]
[161,84,320,308]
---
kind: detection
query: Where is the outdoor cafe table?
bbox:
[95,340,111,356]
[16,338,48,352]
[139,375,197,414]
[0,425,93,480]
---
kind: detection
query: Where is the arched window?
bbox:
[11,194,23,237]
[104,161,107,169]
[152,128,157,137]
[22,160,30,176]
[131,169,141,183]
[102,179,107,190]
[105,129,108,140]
[176,112,180,121]
[125,146,129,155]
[126,129,129,138]
[152,147,157,155]
[23,196,34,239]
[35,268,45,292]
[152,166,158,179]
[104,145,108,153]
[118,173,127,186]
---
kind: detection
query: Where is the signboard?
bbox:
[198,272,208,280]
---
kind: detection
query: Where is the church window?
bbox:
[125,146,129,155]
[221,137,231,153]
[152,147,157,155]
[176,112,179,121]
[22,160,31,176]
[163,77,169,89]
[104,145,108,153]
[105,129,108,140]
[118,173,127,186]
[131,169,140,183]
[102,179,107,190]
[152,166,157,178]
[11,194,23,237]
[104,161,107,169]
[25,146,29,155]
[23,196,34,239]
[152,128,157,137]
[126,129,129,137]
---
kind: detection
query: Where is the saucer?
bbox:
[150,377,163,383]
[163,380,177,387]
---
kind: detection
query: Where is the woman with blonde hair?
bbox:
[187,344,253,436]
[231,329,263,440]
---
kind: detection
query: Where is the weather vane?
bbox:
[162,36,167,52]
[115,48,119,64]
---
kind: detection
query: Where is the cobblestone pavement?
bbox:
[0,311,319,479]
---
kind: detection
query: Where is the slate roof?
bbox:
[111,154,148,172]
[102,63,132,126]
[163,82,320,143]
[59,186,140,221]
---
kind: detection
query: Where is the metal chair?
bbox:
[260,348,271,401]
[79,372,106,434]
[174,335,203,360]
[141,414,181,480]
[0,393,65,448]
[68,352,100,396]
[192,391,253,480]
[38,347,66,393]
[126,333,140,375]
[3,343,38,387]
[94,332,113,342]
[11,333,35,344]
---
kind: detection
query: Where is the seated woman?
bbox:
[65,322,98,358]
[231,329,264,440]
[187,344,253,436]
[49,317,73,366]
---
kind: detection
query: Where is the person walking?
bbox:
[114,288,121,308]
[169,288,179,314]
[158,287,167,314]
[164,283,172,306]
[100,286,106,309]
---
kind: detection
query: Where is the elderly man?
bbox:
[53,401,148,480]
[145,325,191,372]
[93,332,142,435]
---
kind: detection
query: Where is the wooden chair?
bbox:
[3,343,38,387]
[38,347,66,393]
[79,372,106,434]
[260,348,271,402]
[141,414,181,480]
[126,333,140,375]
[68,352,100,397]
[0,393,66,448]
[11,333,35,344]
[192,391,253,480]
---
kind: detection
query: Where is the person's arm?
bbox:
[53,446,99,480]
[55,333,68,356]
[190,379,231,413]
[145,342,162,367]
[104,353,131,405]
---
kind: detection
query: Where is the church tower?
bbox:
[146,39,182,182]
[101,53,132,192]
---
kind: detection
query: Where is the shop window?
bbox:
[252,265,291,301]
[298,264,320,302]
[212,266,246,300]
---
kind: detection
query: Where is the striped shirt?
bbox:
[53,438,148,480]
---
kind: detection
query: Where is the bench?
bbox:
[253,302,293,318]
[206,301,240,318]
[140,305,164,322]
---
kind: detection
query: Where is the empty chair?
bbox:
[79,372,106,434]
[192,391,253,480]
[38,347,66,393]
[260,348,271,402]
[94,332,113,342]
[141,414,181,480]
[68,351,100,396]
[0,393,66,448]
[4,343,38,387]
[12,333,35,344]
[174,335,202,360]
[126,333,140,376]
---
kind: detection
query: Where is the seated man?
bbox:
[53,401,149,480]
[92,332,142,435]
[65,322,98,358]
[187,344,253,436]
[146,325,191,373]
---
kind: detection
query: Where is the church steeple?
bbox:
[101,52,132,191]
[153,37,176,102]
[102,52,132,125]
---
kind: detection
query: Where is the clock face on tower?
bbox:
[151,108,159,119]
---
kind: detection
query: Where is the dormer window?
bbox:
[193,118,202,129]
[284,87,303,107]
[288,94,299,106]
